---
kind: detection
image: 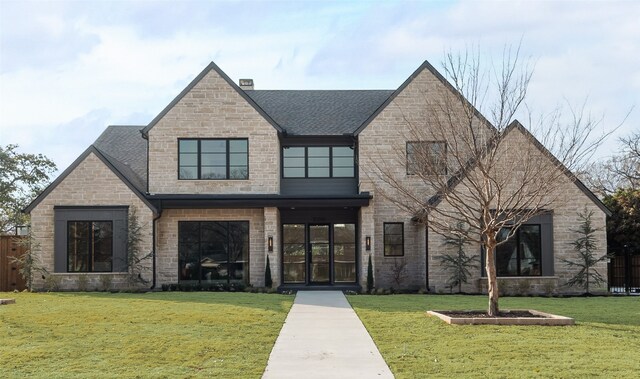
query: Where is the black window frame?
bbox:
[406,141,447,175]
[383,222,404,257]
[481,212,554,277]
[178,220,250,285]
[496,224,543,277]
[178,138,249,180]
[66,220,114,273]
[282,145,355,179]
[54,206,128,274]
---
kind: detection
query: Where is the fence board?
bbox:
[0,235,27,292]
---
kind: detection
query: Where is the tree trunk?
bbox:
[485,238,499,316]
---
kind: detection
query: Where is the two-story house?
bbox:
[25,61,610,293]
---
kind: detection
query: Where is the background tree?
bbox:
[563,208,608,294]
[582,131,639,197]
[439,222,479,293]
[368,45,612,315]
[603,188,640,255]
[1,144,56,234]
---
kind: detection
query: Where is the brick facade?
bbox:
[30,152,154,291]
[28,61,609,294]
[147,68,280,194]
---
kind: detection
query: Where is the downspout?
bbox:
[150,200,162,290]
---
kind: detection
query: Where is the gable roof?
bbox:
[353,60,494,136]
[141,61,283,136]
[24,127,155,214]
[427,120,612,216]
[245,90,393,135]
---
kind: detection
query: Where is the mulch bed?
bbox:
[440,310,545,318]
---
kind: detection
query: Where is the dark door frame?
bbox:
[280,220,358,287]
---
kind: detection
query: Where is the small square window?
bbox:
[407,141,447,175]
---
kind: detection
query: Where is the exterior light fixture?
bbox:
[365,236,371,251]
[268,236,273,252]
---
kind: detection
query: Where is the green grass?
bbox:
[348,295,640,378]
[0,292,293,378]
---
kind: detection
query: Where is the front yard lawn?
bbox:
[348,295,640,378]
[0,292,293,378]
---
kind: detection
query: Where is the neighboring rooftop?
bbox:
[245,90,394,135]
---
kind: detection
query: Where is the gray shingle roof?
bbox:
[93,125,147,192]
[245,90,394,135]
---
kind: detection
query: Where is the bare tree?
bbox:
[367,45,611,316]
[582,130,639,197]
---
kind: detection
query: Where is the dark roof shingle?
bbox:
[93,125,147,192]
[245,90,394,135]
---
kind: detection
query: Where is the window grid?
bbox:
[178,139,248,180]
[282,146,355,178]
[406,141,447,175]
[383,222,404,257]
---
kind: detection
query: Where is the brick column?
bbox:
[264,207,280,287]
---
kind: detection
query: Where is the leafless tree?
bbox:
[367,45,612,316]
[581,130,639,197]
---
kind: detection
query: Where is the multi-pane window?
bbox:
[283,146,355,178]
[67,221,113,272]
[496,225,542,276]
[178,221,249,285]
[383,222,404,256]
[179,139,248,180]
[406,141,447,175]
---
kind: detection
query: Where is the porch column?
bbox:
[359,204,375,290]
[264,207,280,287]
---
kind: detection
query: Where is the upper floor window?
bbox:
[282,146,355,178]
[179,139,248,180]
[406,141,447,175]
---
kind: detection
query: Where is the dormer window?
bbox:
[282,146,355,178]
[178,139,248,180]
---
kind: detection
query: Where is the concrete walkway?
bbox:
[262,291,394,379]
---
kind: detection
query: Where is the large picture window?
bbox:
[178,221,249,285]
[283,146,355,178]
[383,222,404,257]
[407,141,447,175]
[179,139,248,180]
[67,221,113,272]
[496,225,542,276]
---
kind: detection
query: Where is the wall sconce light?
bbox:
[365,236,371,251]
[268,236,273,252]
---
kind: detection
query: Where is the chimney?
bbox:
[239,79,254,90]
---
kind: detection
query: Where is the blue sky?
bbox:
[1,0,638,175]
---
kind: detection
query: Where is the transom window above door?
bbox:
[282,146,355,178]
[178,139,248,180]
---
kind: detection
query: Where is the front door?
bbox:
[309,224,330,283]
[282,223,357,286]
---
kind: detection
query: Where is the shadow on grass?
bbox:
[25,291,294,313]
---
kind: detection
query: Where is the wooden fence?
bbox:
[0,235,27,292]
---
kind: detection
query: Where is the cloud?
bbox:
[0,0,638,173]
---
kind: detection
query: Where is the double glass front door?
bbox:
[282,223,356,285]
